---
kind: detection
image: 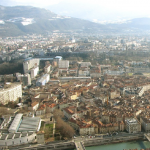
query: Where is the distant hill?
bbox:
[0,5,107,37]
[0,5,150,37]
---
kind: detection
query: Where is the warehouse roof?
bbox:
[8,113,23,133]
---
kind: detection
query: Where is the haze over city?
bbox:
[1,0,150,23]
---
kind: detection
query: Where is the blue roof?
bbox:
[24,57,33,61]
[55,56,62,59]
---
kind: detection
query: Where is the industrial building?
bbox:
[0,83,22,104]
[0,113,41,147]
[36,74,50,86]
[8,114,23,133]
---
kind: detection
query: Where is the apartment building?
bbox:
[140,117,150,132]
[23,58,40,74]
[0,83,22,104]
[31,66,39,79]
[36,74,50,86]
[126,118,141,133]
[59,60,69,69]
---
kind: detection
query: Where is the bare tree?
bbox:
[0,107,13,117]
[53,109,64,120]
[56,117,75,139]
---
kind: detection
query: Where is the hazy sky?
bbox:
[1,0,150,21]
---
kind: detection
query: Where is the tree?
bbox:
[0,107,14,117]
[53,109,64,120]
[56,117,75,139]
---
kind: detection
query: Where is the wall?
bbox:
[0,132,36,146]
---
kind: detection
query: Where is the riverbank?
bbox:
[83,135,145,147]
[85,140,150,150]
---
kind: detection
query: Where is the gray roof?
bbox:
[18,117,41,132]
[8,114,23,133]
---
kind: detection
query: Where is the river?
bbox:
[85,140,150,150]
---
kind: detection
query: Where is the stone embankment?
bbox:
[83,135,144,147]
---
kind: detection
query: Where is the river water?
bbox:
[85,141,150,150]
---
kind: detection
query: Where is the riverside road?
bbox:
[7,132,145,150]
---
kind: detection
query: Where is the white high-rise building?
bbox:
[31,66,39,79]
[0,83,22,104]
[59,60,69,69]
[23,58,40,74]
[22,74,31,86]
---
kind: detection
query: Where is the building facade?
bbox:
[31,66,39,79]
[36,74,50,86]
[0,83,22,104]
[23,58,40,74]
[126,118,141,133]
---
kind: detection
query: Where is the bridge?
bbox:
[75,141,86,150]
[144,133,150,141]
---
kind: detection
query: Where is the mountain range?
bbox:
[0,5,150,37]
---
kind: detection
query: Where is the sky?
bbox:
[1,0,150,22]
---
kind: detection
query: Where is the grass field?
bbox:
[128,73,133,76]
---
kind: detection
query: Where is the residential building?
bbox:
[36,74,50,86]
[0,83,22,104]
[59,60,69,69]
[28,101,39,111]
[79,124,95,135]
[44,64,51,73]
[140,117,150,132]
[23,58,40,74]
[126,118,141,133]
[22,74,31,86]
[31,66,39,79]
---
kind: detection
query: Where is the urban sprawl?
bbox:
[0,33,150,149]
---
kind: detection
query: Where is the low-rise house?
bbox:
[68,118,79,131]
[63,106,76,119]
[46,103,56,113]
[69,92,78,100]
[109,89,120,99]
[28,101,39,111]
[36,105,46,116]
[58,101,70,110]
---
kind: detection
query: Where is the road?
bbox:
[8,132,144,150]
[73,132,144,143]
